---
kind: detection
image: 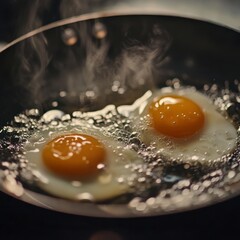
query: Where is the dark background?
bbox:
[0,0,16,42]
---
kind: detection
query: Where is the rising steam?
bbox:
[14,2,171,111]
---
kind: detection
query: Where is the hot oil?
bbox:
[0,15,240,214]
[0,79,239,212]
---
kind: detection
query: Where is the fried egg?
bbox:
[131,87,238,163]
[24,121,141,202]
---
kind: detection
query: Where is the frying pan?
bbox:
[0,9,240,217]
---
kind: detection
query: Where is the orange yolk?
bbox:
[42,133,106,179]
[148,95,205,138]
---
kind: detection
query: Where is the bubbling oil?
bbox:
[0,78,240,214]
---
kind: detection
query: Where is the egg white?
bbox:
[131,87,238,163]
[24,121,142,202]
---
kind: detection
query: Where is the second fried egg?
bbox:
[132,87,238,163]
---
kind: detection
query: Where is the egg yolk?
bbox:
[42,134,106,179]
[148,95,205,138]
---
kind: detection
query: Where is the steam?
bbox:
[14,2,171,110]
[54,21,171,109]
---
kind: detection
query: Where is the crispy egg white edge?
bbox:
[24,124,143,201]
[127,87,238,163]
